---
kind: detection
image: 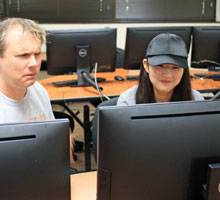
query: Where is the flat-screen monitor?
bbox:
[0,119,70,200]
[123,26,192,69]
[46,28,117,88]
[97,100,220,200]
[191,26,220,71]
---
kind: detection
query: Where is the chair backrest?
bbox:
[53,111,74,132]
[92,97,119,161]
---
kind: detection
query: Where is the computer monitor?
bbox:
[191,26,220,71]
[0,119,70,200]
[123,26,192,69]
[97,100,220,200]
[46,28,117,88]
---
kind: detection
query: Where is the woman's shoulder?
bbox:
[192,89,204,100]
[117,85,138,106]
[120,85,138,97]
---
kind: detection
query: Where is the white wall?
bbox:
[41,22,220,50]
[41,22,220,67]
[216,0,220,22]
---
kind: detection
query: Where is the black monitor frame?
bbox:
[46,28,117,88]
[191,26,220,71]
[0,119,70,200]
[97,100,220,200]
[123,26,192,69]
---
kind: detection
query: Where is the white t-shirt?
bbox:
[0,81,54,123]
[117,85,204,106]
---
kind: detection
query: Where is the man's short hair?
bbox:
[0,18,46,57]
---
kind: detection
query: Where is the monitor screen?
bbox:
[0,119,70,200]
[46,28,117,87]
[123,26,192,69]
[97,100,220,200]
[191,26,220,71]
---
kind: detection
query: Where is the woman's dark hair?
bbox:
[135,64,193,104]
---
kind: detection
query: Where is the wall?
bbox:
[41,22,220,67]
[41,22,220,50]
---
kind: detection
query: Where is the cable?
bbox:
[94,62,110,101]
[191,60,220,66]
[94,62,100,93]
[81,72,103,91]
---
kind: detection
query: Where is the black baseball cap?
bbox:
[146,33,188,68]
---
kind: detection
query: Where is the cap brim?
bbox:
[148,55,188,68]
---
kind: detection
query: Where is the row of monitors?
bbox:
[46,26,220,77]
[1,100,220,199]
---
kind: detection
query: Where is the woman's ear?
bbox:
[142,58,149,73]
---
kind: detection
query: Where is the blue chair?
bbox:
[92,97,119,161]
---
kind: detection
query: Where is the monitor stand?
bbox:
[52,45,104,91]
[201,163,220,200]
[52,77,105,87]
[75,45,91,86]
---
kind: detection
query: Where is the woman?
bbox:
[117,33,204,106]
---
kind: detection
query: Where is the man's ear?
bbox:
[142,58,149,73]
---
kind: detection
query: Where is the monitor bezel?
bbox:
[191,26,220,69]
[46,28,117,75]
[97,100,220,200]
[0,119,70,200]
[123,26,192,69]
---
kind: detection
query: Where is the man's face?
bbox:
[0,26,42,90]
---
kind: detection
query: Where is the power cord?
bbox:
[191,60,220,66]
[94,62,110,101]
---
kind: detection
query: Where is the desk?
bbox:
[39,69,220,101]
[71,171,97,200]
[38,69,140,102]
[39,68,220,171]
[190,70,220,93]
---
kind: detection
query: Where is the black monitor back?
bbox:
[97,100,220,200]
[46,28,117,75]
[123,26,192,69]
[191,26,220,70]
[0,119,70,200]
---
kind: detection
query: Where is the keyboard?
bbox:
[53,80,77,87]
[52,77,106,87]
[208,66,220,72]
[126,75,139,80]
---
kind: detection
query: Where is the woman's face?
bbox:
[143,59,184,101]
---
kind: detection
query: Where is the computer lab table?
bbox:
[71,171,97,200]
[39,68,220,171]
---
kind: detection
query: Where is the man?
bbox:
[0,18,74,165]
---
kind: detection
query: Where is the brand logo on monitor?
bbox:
[79,49,87,57]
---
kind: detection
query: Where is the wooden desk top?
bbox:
[39,69,139,102]
[71,171,97,200]
[39,68,220,102]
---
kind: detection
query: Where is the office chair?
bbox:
[53,111,74,131]
[53,111,80,174]
[53,111,83,153]
[92,97,119,161]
